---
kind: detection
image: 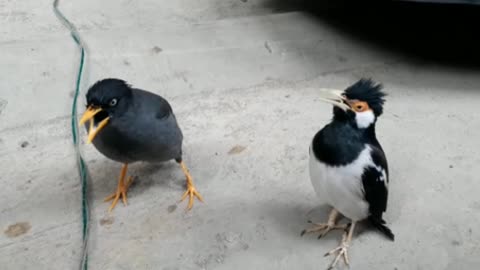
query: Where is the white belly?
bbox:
[308,145,372,221]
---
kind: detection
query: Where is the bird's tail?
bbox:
[368,216,395,241]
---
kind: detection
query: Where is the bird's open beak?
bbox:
[318,89,351,111]
[79,106,110,143]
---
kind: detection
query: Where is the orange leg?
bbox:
[104,164,134,212]
[179,161,204,210]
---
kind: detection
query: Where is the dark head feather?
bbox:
[344,78,387,116]
[86,78,132,107]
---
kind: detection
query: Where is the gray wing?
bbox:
[117,89,184,162]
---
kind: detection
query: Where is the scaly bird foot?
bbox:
[325,239,350,270]
[180,184,204,210]
[324,222,356,270]
[301,221,348,239]
[104,175,134,212]
[178,160,204,210]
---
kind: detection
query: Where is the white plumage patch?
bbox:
[372,165,388,188]
[379,169,387,182]
[309,145,381,221]
[355,110,375,128]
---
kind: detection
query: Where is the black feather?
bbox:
[368,216,395,241]
[86,78,133,106]
[344,78,387,116]
[361,144,394,241]
[311,120,365,166]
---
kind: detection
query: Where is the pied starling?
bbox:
[79,78,203,212]
[301,79,394,269]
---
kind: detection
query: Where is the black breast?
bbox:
[311,122,366,166]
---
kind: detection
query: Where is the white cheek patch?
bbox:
[355,110,375,128]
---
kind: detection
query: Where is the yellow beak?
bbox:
[79,106,110,143]
[317,88,351,111]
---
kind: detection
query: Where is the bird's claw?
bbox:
[180,185,204,210]
[104,176,134,212]
[301,222,346,238]
[324,232,350,270]
[301,223,328,237]
[325,243,350,270]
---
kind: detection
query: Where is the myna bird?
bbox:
[301,79,394,269]
[79,78,203,212]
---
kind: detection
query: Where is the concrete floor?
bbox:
[1,1,480,269]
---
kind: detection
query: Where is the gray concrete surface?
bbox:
[1,1,480,270]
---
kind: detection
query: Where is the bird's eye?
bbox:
[109,98,118,107]
[350,101,369,112]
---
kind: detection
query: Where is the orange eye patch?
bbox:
[347,100,370,112]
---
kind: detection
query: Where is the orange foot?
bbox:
[179,161,204,210]
[104,164,134,212]
[181,183,204,210]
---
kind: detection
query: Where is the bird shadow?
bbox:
[129,161,186,192]
[266,201,377,242]
[87,159,186,200]
[255,200,345,242]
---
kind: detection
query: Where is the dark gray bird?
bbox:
[79,78,203,212]
[301,79,394,269]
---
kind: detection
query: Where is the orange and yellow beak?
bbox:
[79,106,110,143]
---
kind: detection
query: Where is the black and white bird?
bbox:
[301,79,394,269]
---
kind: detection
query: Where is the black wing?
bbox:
[362,145,389,218]
[133,88,173,119]
[362,145,394,241]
